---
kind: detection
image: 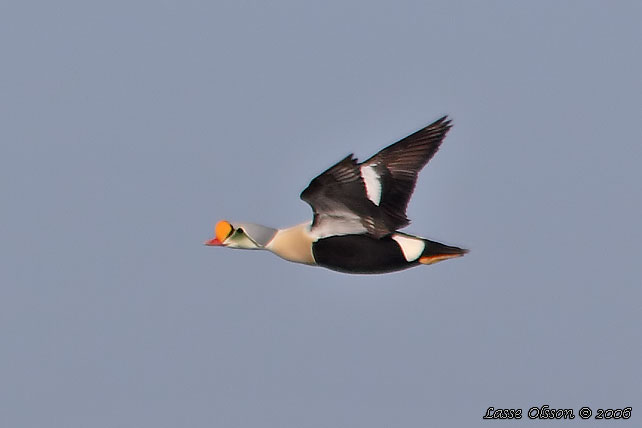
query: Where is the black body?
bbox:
[312,234,416,274]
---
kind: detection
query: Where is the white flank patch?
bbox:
[360,165,382,205]
[392,234,425,262]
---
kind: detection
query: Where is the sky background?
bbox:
[2,1,641,427]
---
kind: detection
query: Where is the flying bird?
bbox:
[205,116,467,274]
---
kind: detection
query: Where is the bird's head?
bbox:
[204,220,277,250]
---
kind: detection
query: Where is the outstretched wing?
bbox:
[300,116,452,238]
[300,155,391,238]
[361,115,452,230]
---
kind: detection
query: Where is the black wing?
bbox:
[300,116,452,238]
[362,115,452,231]
[300,155,390,238]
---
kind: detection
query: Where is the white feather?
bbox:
[360,165,382,206]
[392,234,425,262]
[309,213,368,239]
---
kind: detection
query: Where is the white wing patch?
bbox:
[309,213,368,240]
[360,165,382,205]
[392,234,425,262]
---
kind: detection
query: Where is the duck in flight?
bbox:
[205,116,467,274]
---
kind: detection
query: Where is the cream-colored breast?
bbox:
[265,222,316,265]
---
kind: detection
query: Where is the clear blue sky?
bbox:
[2,1,641,427]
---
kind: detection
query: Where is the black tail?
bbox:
[418,239,468,265]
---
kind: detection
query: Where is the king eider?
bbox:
[205,116,467,274]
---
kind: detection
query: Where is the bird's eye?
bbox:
[236,228,244,235]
